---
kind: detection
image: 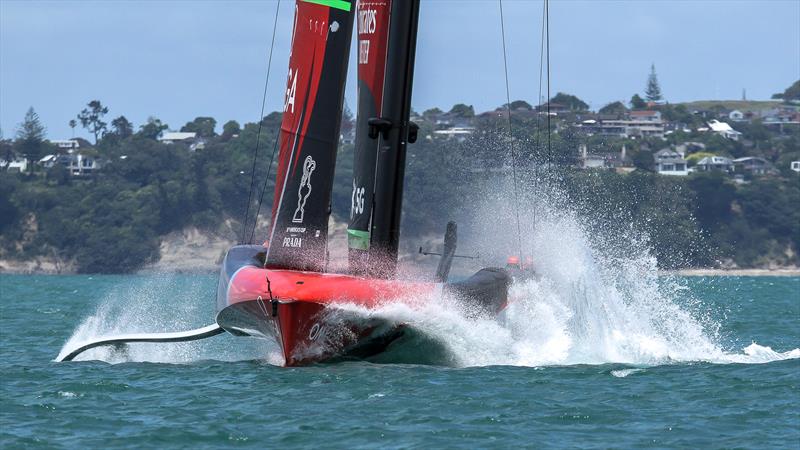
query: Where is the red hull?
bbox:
[215,245,510,366]
[218,265,439,366]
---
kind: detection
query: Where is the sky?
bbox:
[1,0,798,141]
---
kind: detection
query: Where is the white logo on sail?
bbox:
[285,68,297,113]
[293,156,317,223]
[350,179,365,220]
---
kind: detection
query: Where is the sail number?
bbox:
[358,40,370,65]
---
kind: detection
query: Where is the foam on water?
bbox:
[58,182,798,368]
[337,191,798,368]
[56,274,279,364]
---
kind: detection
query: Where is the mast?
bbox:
[348,0,392,275]
[264,0,355,271]
[367,0,420,278]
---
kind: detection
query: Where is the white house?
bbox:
[49,139,80,151]
[728,110,745,121]
[159,131,205,150]
[1,156,29,173]
[789,161,799,173]
[707,120,742,141]
[696,155,734,173]
[653,148,688,176]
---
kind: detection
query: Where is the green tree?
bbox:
[422,107,443,119]
[221,120,241,141]
[15,107,48,164]
[77,100,109,144]
[630,94,646,110]
[111,116,134,139]
[181,116,217,137]
[507,100,533,111]
[68,119,77,138]
[138,117,168,140]
[449,103,475,118]
[771,80,800,102]
[645,64,663,103]
[598,101,627,115]
[549,92,589,111]
[632,148,654,171]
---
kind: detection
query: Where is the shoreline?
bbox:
[2,262,798,277]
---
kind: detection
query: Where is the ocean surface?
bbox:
[1,273,798,448]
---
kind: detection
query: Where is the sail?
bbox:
[265,0,355,271]
[348,0,392,274]
[367,0,420,278]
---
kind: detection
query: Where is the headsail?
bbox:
[348,0,392,274]
[265,0,355,271]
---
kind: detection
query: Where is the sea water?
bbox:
[1,272,798,448]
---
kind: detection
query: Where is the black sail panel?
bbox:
[348,0,392,274]
[265,0,355,271]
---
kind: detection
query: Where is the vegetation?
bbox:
[645,64,663,103]
[1,91,798,273]
[549,93,589,111]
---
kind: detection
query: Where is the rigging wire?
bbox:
[249,135,280,244]
[498,0,524,260]
[545,0,552,174]
[240,0,282,245]
[531,0,547,236]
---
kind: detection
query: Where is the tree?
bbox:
[138,117,168,140]
[598,101,627,115]
[507,100,533,111]
[77,100,109,143]
[180,116,217,137]
[449,103,475,118]
[422,107,443,119]
[69,119,77,138]
[645,64,663,103]
[221,120,241,141]
[631,148,654,172]
[15,107,47,164]
[549,92,588,111]
[111,116,134,139]
[630,94,646,110]
[771,80,800,103]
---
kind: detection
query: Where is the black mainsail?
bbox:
[350,0,420,278]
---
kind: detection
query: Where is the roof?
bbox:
[630,110,660,117]
[733,157,768,163]
[160,132,197,141]
[707,120,737,133]
[697,156,734,165]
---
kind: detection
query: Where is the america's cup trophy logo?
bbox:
[292,156,317,223]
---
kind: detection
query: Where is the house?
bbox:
[159,131,206,150]
[39,153,101,175]
[728,110,745,122]
[696,155,734,173]
[707,120,742,141]
[49,139,81,151]
[39,154,58,168]
[675,141,706,156]
[733,157,774,175]
[653,148,688,176]
[433,127,475,141]
[580,144,630,170]
[1,156,29,173]
[629,110,662,122]
[65,154,101,175]
[790,161,800,173]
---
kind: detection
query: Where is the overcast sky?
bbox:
[1,0,798,140]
